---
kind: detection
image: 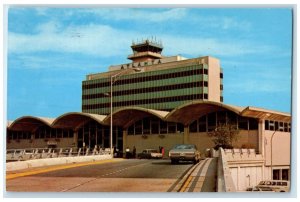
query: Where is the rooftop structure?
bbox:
[127,39,164,63]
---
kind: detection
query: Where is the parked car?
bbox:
[169,144,200,164]
[137,149,162,159]
[257,180,290,192]
[246,186,275,192]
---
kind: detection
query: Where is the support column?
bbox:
[183,126,189,144]
[115,127,118,148]
[258,119,265,155]
[73,130,78,149]
[123,130,127,153]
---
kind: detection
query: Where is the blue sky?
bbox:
[6,7,293,120]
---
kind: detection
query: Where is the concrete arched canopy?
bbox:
[103,106,169,129]
[241,106,291,122]
[52,112,107,130]
[8,116,55,132]
[166,100,245,126]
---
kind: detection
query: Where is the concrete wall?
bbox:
[207,56,221,102]
[7,138,75,149]
[224,149,265,191]
[232,130,259,151]
[188,132,214,154]
[217,148,237,192]
[263,131,290,166]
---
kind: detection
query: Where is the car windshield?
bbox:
[260,187,273,191]
[174,145,195,149]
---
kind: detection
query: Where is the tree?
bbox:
[208,123,239,150]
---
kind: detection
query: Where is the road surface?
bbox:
[6,158,217,192]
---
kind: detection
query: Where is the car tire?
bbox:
[171,159,176,164]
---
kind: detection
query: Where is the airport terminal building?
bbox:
[6,40,291,183]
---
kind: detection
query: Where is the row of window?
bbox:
[189,111,258,132]
[273,169,289,181]
[82,68,208,90]
[82,81,208,100]
[7,131,31,140]
[7,128,74,140]
[34,127,74,139]
[128,117,184,135]
[82,93,208,110]
[265,120,291,132]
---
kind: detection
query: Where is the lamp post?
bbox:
[108,68,141,157]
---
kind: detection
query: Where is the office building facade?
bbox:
[82,40,223,114]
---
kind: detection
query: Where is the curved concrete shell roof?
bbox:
[103,106,169,128]
[7,103,291,132]
[166,100,245,125]
[52,112,107,129]
[8,116,55,132]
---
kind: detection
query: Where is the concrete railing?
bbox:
[6,154,112,172]
[217,148,236,192]
[6,147,111,162]
[223,148,263,162]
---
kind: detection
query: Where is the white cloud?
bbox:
[77,8,188,22]
[160,35,274,57]
[8,21,276,58]
[206,17,252,31]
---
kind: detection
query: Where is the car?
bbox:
[137,149,162,159]
[246,186,275,192]
[257,180,290,192]
[169,144,200,164]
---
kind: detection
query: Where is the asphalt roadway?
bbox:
[6,158,217,193]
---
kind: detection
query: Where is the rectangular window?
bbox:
[177,123,184,133]
[151,120,159,134]
[282,169,289,181]
[8,131,13,140]
[168,122,177,134]
[160,121,168,134]
[143,118,150,134]
[284,122,288,132]
[275,121,279,131]
[69,130,74,138]
[189,120,198,133]
[278,122,284,131]
[63,130,69,138]
[273,169,280,180]
[207,113,216,131]
[128,124,135,135]
[238,117,248,130]
[198,115,207,132]
[249,118,258,130]
[135,120,143,135]
[265,120,270,130]
[269,121,275,131]
[217,111,226,124]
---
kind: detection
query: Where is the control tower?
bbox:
[127,39,164,63]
